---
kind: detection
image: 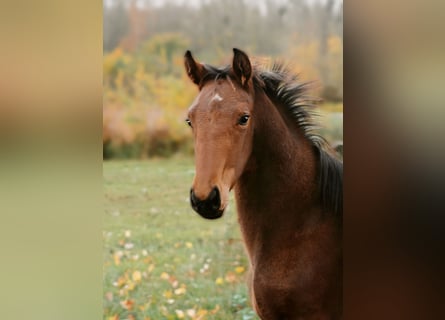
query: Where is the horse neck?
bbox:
[235,89,319,225]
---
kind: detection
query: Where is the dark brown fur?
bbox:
[185,49,342,319]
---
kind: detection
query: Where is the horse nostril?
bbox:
[208,187,220,210]
[208,188,216,201]
[190,187,223,219]
[190,187,220,210]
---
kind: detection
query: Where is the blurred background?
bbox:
[103,0,343,159]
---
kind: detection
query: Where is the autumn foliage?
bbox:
[103,34,196,159]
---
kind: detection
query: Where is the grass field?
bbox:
[103,157,258,320]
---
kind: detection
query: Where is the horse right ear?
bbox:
[184,50,206,86]
[232,48,252,87]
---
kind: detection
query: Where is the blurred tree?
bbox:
[119,1,149,52]
[103,1,129,52]
[318,0,335,94]
[140,33,190,75]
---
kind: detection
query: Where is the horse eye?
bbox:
[238,115,250,126]
[185,119,192,127]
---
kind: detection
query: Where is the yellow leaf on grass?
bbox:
[185,242,193,248]
[215,277,224,285]
[195,309,208,319]
[113,253,121,265]
[132,270,142,282]
[114,276,126,288]
[163,290,173,299]
[160,272,169,280]
[174,287,186,295]
[235,266,245,274]
[175,310,185,318]
[126,281,135,291]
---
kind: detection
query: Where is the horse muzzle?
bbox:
[190,186,224,219]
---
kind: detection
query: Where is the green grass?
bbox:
[103,157,258,320]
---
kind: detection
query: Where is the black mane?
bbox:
[201,62,343,216]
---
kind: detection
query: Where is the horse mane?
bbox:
[200,62,343,216]
[256,63,343,216]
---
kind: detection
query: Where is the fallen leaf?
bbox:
[143,256,152,264]
[225,272,236,283]
[113,253,121,266]
[195,309,208,320]
[124,242,134,249]
[186,309,196,317]
[126,281,135,291]
[235,266,245,274]
[120,299,134,310]
[163,290,173,299]
[160,272,169,280]
[168,275,178,286]
[132,270,142,282]
[113,276,126,288]
[175,310,185,318]
[174,287,186,295]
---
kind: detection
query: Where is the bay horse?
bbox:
[184,48,342,319]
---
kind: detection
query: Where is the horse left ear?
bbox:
[232,48,252,87]
[184,50,206,86]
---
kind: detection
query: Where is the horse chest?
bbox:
[249,235,340,319]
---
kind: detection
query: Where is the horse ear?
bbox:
[184,50,206,86]
[232,48,252,87]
